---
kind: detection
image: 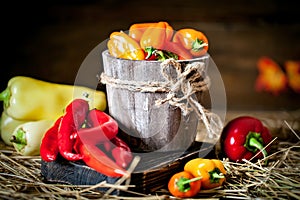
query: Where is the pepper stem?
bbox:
[0,88,10,108]
[192,38,208,52]
[10,128,27,152]
[209,168,224,183]
[249,137,268,159]
[177,176,201,192]
[245,132,268,159]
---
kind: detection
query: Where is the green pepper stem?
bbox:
[10,128,27,152]
[192,38,208,52]
[248,137,268,159]
[177,176,201,192]
[181,176,201,185]
[0,88,10,108]
[211,172,224,179]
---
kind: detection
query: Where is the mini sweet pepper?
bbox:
[0,112,28,146]
[173,28,209,57]
[184,158,226,190]
[0,76,106,121]
[10,120,54,156]
[107,31,145,60]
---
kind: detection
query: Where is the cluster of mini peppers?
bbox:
[107,21,209,61]
[40,99,132,178]
[168,158,226,198]
[255,56,300,95]
[168,115,274,198]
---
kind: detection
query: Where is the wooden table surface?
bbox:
[1,0,300,111]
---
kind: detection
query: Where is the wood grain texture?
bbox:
[41,142,215,194]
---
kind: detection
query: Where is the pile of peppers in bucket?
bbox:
[40,98,133,177]
[107,21,209,61]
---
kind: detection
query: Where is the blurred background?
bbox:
[1,0,300,111]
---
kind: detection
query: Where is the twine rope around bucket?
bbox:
[99,58,223,139]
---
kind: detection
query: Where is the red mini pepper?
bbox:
[111,137,133,169]
[40,116,63,162]
[86,108,118,139]
[75,139,129,178]
[57,99,89,161]
[221,116,273,162]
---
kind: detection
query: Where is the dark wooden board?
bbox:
[41,142,215,194]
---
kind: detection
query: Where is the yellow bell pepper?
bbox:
[10,120,54,156]
[0,112,28,146]
[184,158,226,189]
[0,76,107,121]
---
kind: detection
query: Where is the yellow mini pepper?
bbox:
[0,76,107,121]
[184,158,226,189]
[0,112,28,146]
[107,31,145,60]
[10,120,54,156]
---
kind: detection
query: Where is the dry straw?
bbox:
[0,125,299,199]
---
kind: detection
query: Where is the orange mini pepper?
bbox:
[168,171,201,198]
[184,158,226,190]
[284,60,300,93]
[173,28,209,57]
[107,31,145,60]
[129,21,173,43]
[140,21,170,50]
[255,56,288,95]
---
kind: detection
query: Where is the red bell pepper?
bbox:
[221,116,273,162]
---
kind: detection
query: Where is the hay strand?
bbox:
[0,124,299,199]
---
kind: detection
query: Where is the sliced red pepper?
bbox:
[57,99,89,161]
[75,139,129,178]
[40,116,63,162]
[111,137,133,169]
[221,116,273,162]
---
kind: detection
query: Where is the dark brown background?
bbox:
[1,0,300,111]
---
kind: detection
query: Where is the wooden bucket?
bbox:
[101,50,210,152]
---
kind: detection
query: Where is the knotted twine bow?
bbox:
[156,59,223,139]
[99,58,223,139]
